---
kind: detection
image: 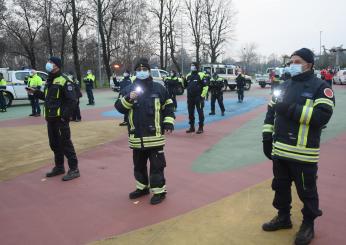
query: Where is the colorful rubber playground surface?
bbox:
[0,87,345,245]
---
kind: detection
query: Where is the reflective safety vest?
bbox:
[28,74,43,88]
[263,71,335,163]
[85,73,95,81]
[37,75,76,119]
[209,77,224,94]
[0,79,6,87]
[185,72,208,98]
[115,78,175,150]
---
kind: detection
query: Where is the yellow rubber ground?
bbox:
[0,120,126,181]
[91,180,303,245]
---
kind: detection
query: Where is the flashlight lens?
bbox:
[273,90,281,97]
[135,86,142,93]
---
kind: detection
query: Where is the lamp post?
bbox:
[319,31,323,57]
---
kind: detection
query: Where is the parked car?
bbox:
[255,73,270,88]
[333,69,346,85]
[0,68,48,106]
[201,64,252,91]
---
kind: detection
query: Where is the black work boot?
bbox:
[209,112,215,115]
[62,169,80,181]
[46,167,65,177]
[129,189,150,199]
[221,111,225,116]
[186,126,195,133]
[150,193,166,205]
[294,222,314,245]
[196,125,204,134]
[119,121,128,126]
[262,215,292,231]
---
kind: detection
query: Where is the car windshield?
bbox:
[37,72,48,81]
[15,72,29,81]
[159,70,168,78]
[151,70,160,78]
[215,68,226,74]
[227,69,234,75]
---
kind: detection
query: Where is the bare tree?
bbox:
[69,0,87,82]
[185,0,204,64]
[150,0,166,69]
[91,0,125,82]
[1,0,44,68]
[203,0,236,63]
[56,1,71,68]
[240,43,258,74]
[165,0,180,72]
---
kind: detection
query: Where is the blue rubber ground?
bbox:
[101,97,266,130]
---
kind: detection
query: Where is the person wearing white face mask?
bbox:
[114,58,175,205]
[26,57,80,181]
[262,48,335,245]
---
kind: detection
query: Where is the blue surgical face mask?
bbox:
[136,71,150,80]
[45,63,54,73]
[288,64,303,77]
[191,66,197,71]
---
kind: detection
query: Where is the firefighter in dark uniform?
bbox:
[262,48,335,245]
[83,70,95,105]
[164,70,180,111]
[115,58,175,205]
[235,73,246,103]
[185,62,208,134]
[209,73,225,116]
[0,73,7,112]
[27,57,80,181]
[69,72,82,122]
[118,70,133,126]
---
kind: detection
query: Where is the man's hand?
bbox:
[129,91,139,101]
[163,123,174,135]
[25,87,36,95]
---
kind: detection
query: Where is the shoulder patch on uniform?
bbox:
[67,85,73,91]
[324,88,334,98]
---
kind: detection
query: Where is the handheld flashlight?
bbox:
[135,86,143,94]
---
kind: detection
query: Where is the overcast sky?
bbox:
[228,0,346,59]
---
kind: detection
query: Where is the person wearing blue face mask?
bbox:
[185,62,208,134]
[26,57,80,181]
[114,58,175,205]
[262,48,335,245]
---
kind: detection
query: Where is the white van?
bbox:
[0,68,48,106]
[201,64,252,91]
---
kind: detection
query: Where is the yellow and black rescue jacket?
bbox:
[115,78,175,150]
[185,71,208,98]
[263,70,335,163]
[35,72,76,120]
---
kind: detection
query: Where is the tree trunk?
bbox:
[97,0,111,85]
[71,0,82,82]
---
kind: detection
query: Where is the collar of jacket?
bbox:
[292,70,314,82]
[47,71,62,84]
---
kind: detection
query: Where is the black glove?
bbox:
[163,123,174,133]
[262,139,273,160]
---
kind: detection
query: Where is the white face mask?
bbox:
[288,64,303,77]
[191,66,197,71]
[123,72,129,77]
[136,70,150,80]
